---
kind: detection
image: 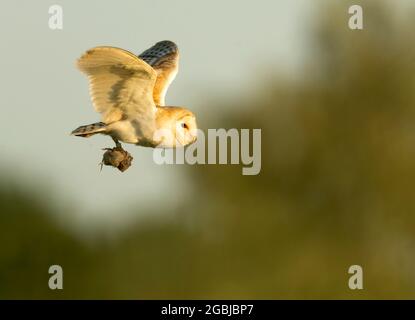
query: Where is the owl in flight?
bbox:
[71,41,197,148]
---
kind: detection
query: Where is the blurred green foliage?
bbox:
[1,1,415,299]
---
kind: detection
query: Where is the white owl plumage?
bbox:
[71,41,197,148]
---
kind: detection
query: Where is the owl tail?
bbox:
[71,122,107,137]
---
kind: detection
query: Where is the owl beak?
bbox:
[188,128,198,144]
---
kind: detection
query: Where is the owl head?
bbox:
[155,107,198,147]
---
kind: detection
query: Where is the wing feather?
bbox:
[77,46,158,125]
[139,41,179,106]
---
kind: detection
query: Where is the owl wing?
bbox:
[77,46,158,127]
[139,40,179,106]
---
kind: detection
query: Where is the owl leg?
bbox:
[112,136,122,148]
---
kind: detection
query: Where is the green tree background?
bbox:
[1,1,415,299]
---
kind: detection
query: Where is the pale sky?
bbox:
[0,0,313,229]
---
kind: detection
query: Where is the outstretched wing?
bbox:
[139,40,179,106]
[77,46,158,127]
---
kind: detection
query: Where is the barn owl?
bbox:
[71,41,197,148]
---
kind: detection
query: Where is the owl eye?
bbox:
[181,122,188,129]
